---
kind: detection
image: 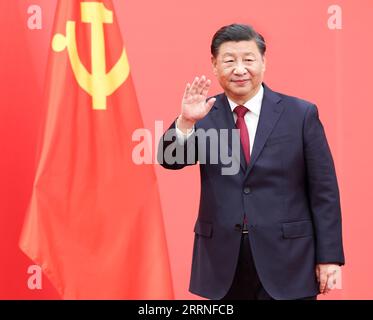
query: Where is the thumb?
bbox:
[315,265,320,282]
[205,98,216,112]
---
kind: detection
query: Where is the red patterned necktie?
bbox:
[234,105,251,164]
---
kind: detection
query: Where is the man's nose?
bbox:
[233,62,247,75]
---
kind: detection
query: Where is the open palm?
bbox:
[181,76,216,123]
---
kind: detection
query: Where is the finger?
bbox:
[183,82,191,101]
[183,83,191,101]
[319,269,328,292]
[319,272,328,294]
[327,273,335,291]
[315,266,320,282]
[196,75,207,94]
[201,79,212,97]
[190,77,200,95]
[327,270,337,290]
[325,277,333,294]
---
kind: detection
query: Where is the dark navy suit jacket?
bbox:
[158,83,345,300]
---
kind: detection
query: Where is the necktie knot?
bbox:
[234,105,249,118]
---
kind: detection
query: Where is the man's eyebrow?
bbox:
[222,52,256,57]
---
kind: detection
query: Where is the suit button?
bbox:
[243,186,251,194]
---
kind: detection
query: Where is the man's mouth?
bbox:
[231,79,250,84]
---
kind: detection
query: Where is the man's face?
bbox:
[212,40,266,104]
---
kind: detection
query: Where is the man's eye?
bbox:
[245,59,254,62]
[224,60,234,63]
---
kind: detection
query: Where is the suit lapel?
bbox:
[210,94,247,172]
[244,83,284,179]
[209,84,283,176]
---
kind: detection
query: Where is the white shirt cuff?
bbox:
[175,119,195,145]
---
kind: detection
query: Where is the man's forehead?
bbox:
[218,40,260,55]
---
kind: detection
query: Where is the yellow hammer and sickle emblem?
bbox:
[52,2,130,110]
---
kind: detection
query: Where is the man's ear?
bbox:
[211,56,218,76]
[262,55,266,72]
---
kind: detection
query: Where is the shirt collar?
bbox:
[227,84,264,116]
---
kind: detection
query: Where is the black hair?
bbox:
[211,24,266,57]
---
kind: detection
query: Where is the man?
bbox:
[158,24,344,300]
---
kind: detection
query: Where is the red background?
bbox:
[1,0,372,299]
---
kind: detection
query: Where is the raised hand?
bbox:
[177,75,216,133]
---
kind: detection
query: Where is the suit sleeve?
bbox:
[303,104,345,265]
[157,119,198,170]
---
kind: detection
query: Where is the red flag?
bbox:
[19,0,173,299]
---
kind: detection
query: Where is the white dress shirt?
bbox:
[227,84,264,155]
[176,84,264,155]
